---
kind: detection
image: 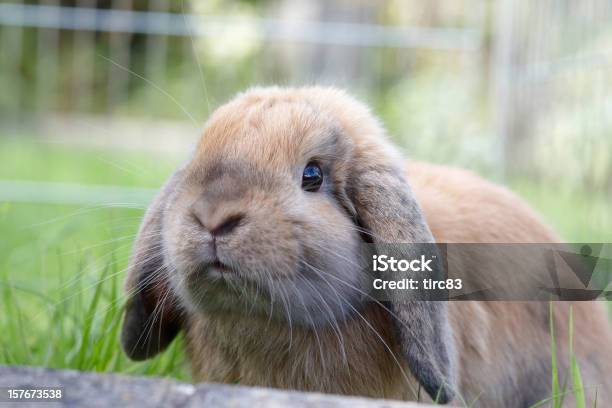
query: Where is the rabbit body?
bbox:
[122,87,612,406]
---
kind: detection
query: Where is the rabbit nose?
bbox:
[209,214,244,237]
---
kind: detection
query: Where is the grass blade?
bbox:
[549,302,560,408]
[569,306,586,408]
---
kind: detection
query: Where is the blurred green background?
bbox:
[0,0,610,380]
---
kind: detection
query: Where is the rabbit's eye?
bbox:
[302,162,323,192]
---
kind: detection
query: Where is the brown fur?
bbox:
[121,86,612,406]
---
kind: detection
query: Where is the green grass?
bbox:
[530,304,591,408]
[0,137,610,400]
[0,137,181,187]
[0,138,187,379]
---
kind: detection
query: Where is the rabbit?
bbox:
[121,86,612,406]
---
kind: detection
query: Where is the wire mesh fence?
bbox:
[0,0,611,202]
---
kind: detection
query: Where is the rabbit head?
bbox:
[121,86,455,403]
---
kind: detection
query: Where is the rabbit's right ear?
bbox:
[121,173,184,361]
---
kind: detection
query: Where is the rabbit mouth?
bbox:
[207,260,234,276]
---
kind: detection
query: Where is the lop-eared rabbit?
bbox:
[121,87,612,406]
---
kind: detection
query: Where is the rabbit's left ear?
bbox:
[348,161,456,404]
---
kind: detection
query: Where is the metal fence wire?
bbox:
[0,1,483,115]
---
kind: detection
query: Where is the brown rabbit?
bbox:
[121,86,612,406]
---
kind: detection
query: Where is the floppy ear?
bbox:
[349,160,456,403]
[121,174,184,361]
